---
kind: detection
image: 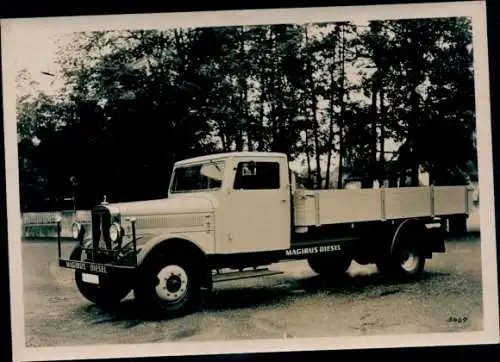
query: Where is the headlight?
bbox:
[109,222,121,243]
[72,222,82,240]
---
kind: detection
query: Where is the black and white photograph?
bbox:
[2,1,499,361]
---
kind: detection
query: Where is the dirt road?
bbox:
[22,235,483,347]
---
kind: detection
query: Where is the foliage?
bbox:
[16,17,476,211]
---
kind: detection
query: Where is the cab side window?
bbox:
[233,161,280,190]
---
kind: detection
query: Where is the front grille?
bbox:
[91,205,112,250]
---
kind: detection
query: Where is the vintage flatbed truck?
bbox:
[56,151,474,317]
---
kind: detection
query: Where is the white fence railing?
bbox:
[22,210,91,238]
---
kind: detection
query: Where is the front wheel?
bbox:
[134,253,203,318]
[71,248,131,308]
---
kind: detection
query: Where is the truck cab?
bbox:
[167,152,292,254]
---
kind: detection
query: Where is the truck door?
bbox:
[226,158,291,253]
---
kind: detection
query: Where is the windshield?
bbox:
[170,160,225,193]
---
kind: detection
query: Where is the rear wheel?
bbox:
[307,254,352,278]
[376,222,426,280]
[134,252,203,318]
[70,247,131,308]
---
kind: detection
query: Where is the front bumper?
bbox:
[57,219,139,276]
[58,258,135,275]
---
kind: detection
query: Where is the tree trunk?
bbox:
[257,74,266,151]
[378,87,386,186]
[173,29,188,73]
[304,96,313,189]
[305,27,322,189]
[368,77,378,188]
[306,132,313,188]
[257,28,269,152]
[325,66,336,189]
[399,170,407,187]
[409,88,420,186]
[219,130,228,151]
[338,25,346,189]
[239,27,252,152]
[235,129,244,151]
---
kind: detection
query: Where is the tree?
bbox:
[16,18,477,211]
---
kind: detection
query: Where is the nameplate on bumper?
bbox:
[59,259,109,274]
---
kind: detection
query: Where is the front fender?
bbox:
[133,233,214,290]
[135,231,214,266]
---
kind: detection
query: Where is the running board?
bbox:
[213,268,283,283]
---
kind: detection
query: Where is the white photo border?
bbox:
[1,1,498,361]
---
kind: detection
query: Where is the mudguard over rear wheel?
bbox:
[376,221,427,280]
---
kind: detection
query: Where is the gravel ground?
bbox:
[22,232,483,348]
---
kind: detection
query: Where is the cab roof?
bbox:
[174,151,288,167]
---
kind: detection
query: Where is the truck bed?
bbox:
[293,186,474,227]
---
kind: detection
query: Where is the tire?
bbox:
[376,224,426,280]
[70,247,131,308]
[307,254,352,278]
[134,252,203,318]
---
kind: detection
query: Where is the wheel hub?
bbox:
[166,275,182,293]
[400,250,419,272]
[155,264,189,302]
